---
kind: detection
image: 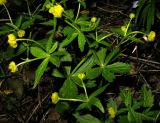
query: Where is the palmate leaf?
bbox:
[73,114,101,123]
[33,57,49,88]
[78,32,86,52]
[59,77,78,98]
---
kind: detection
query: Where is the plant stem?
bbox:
[16,39,44,49]
[26,0,31,17]
[65,20,80,33]
[17,57,42,67]
[3,4,13,24]
[75,3,81,21]
[81,79,89,100]
[59,98,86,102]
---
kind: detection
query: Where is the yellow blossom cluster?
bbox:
[17,30,25,38]
[49,4,64,18]
[108,107,116,118]
[8,34,17,48]
[91,17,97,23]
[51,92,59,104]
[129,13,135,19]
[121,26,127,33]
[8,61,17,73]
[0,0,7,5]
[78,73,85,80]
[148,31,156,42]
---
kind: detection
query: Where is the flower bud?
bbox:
[51,92,59,104]
[129,13,135,19]
[91,17,97,23]
[148,31,156,42]
[78,73,85,80]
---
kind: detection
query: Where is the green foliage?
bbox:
[0,0,159,122]
[135,0,160,32]
[73,114,101,123]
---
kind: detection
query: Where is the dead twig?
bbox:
[26,91,52,123]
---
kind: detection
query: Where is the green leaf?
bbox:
[30,47,47,58]
[78,32,86,52]
[141,85,154,107]
[15,16,22,28]
[14,43,27,57]
[102,68,115,82]
[89,97,105,113]
[60,32,78,48]
[65,9,74,19]
[73,56,95,75]
[73,114,101,123]
[86,67,102,79]
[46,34,54,52]
[49,56,60,67]
[77,102,92,111]
[97,48,107,64]
[33,58,49,88]
[110,28,124,36]
[128,106,142,123]
[118,115,129,123]
[127,36,144,44]
[86,80,97,88]
[0,27,14,36]
[59,77,78,98]
[104,47,119,65]
[120,88,132,107]
[106,62,131,74]
[49,41,58,54]
[40,20,55,26]
[55,102,70,114]
[51,69,64,78]
[21,18,35,29]
[90,84,108,98]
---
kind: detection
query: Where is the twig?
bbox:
[26,92,52,123]
[139,70,160,72]
[121,54,160,67]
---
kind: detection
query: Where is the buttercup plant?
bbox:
[0,0,159,122]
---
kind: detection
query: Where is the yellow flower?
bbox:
[148,31,156,42]
[78,73,85,80]
[8,34,17,48]
[108,107,116,118]
[51,92,59,104]
[121,26,127,33]
[0,0,7,5]
[49,4,64,18]
[129,13,135,19]
[91,17,97,23]
[17,30,25,38]
[8,61,18,73]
